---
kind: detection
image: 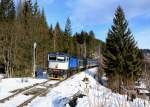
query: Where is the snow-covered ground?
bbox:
[28,68,150,107]
[135,81,150,94]
[0,77,46,107]
[0,68,150,107]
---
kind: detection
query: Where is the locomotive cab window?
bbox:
[49,56,56,61]
[57,56,65,62]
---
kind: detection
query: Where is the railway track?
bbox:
[0,80,50,103]
[17,80,63,107]
[0,78,65,107]
[17,69,90,107]
[18,73,77,107]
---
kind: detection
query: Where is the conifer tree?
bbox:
[87,30,95,58]
[33,0,40,16]
[0,0,15,21]
[103,6,143,87]
[0,3,3,20]
[7,0,15,20]
[64,17,72,53]
[37,9,50,68]
[54,22,63,52]
[0,0,15,22]
[65,17,72,36]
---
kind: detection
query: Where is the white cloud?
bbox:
[66,0,150,26]
[67,0,116,26]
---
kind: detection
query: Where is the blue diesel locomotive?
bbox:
[46,52,98,80]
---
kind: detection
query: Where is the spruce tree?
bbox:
[0,0,15,21]
[38,9,50,68]
[87,31,95,58]
[0,3,3,20]
[7,0,15,20]
[64,17,72,53]
[103,6,143,87]
[65,17,72,36]
[33,0,40,16]
[54,22,59,52]
[54,22,63,52]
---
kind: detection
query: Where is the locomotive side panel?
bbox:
[69,57,78,70]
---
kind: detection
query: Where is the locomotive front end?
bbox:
[47,53,69,80]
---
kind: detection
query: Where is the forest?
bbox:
[0,0,103,77]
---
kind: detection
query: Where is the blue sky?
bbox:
[17,0,150,49]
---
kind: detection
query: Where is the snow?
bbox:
[135,81,150,94]
[27,67,150,107]
[139,90,149,94]
[0,94,32,107]
[76,97,89,107]
[136,81,147,89]
[0,78,46,92]
[0,77,46,107]
[0,68,150,107]
[0,75,4,80]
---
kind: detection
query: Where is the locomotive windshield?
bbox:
[48,55,66,62]
[57,56,65,61]
[49,56,56,61]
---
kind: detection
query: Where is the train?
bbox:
[46,52,98,80]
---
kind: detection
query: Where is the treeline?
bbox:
[0,0,103,77]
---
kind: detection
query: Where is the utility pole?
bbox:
[33,42,37,78]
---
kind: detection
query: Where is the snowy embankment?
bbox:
[0,68,150,107]
[28,68,150,107]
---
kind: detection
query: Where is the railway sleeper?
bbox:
[23,88,47,96]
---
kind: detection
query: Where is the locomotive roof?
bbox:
[48,52,97,60]
[48,52,69,56]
